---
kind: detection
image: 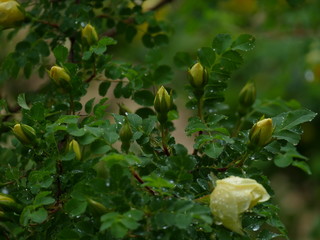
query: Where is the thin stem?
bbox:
[161,124,170,156]
[130,168,156,196]
[197,96,204,122]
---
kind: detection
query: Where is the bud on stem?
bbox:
[12,123,36,145]
[154,86,173,124]
[81,24,99,46]
[49,66,70,85]
[239,81,256,110]
[249,118,274,148]
[188,62,207,89]
[119,121,133,153]
[69,139,81,160]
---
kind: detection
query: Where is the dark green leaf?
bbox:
[173,52,193,69]
[220,50,243,71]
[133,90,154,106]
[212,34,232,55]
[197,47,216,68]
[85,98,95,114]
[64,199,87,217]
[99,81,111,96]
[53,45,68,63]
[231,34,255,51]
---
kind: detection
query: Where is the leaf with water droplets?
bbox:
[212,34,232,55]
[231,34,255,51]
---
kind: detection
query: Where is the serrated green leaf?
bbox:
[53,45,68,63]
[174,52,193,69]
[29,207,48,224]
[64,199,87,217]
[220,50,243,71]
[133,90,154,106]
[231,34,255,51]
[212,34,232,55]
[197,47,216,68]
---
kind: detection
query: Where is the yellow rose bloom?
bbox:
[0,0,24,28]
[210,176,270,235]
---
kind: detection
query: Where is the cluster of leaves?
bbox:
[0,0,317,240]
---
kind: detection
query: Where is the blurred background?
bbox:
[1,0,320,239]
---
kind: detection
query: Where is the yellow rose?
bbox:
[48,66,71,84]
[209,176,270,235]
[0,0,24,28]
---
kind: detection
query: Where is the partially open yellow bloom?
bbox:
[210,176,270,235]
[49,66,70,84]
[0,0,24,28]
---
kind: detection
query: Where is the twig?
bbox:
[130,168,156,196]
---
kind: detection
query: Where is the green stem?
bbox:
[161,124,170,156]
[197,96,204,122]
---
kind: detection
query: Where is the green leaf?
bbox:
[17,93,30,110]
[220,50,243,71]
[212,34,232,55]
[173,52,193,69]
[274,109,317,132]
[33,191,55,206]
[231,34,255,51]
[98,37,117,46]
[153,65,172,85]
[110,222,128,238]
[204,143,224,158]
[274,154,293,168]
[197,47,216,68]
[82,51,93,60]
[292,161,312,175]
[142,174,175,189]
[99,81,111,96]
[90,140,111,154]
[30,102,45,121]
[133,90,154,106]
[64,198,87,217]
[30,207,48,224]
[85,98,95,114]
[53,45,68,63]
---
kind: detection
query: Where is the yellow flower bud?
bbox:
[239,81,256,108]
[81,24,98,46]
[210,176,270,235]
[12,123,36,145]
[0,0,24,28]
[188,62,207,88]
[0,193,15,205]
[87,198,108,215]
[154,86,173,123]
[119,121,133,143]
[49,66,70,84]
[69,139,81,160]
[249,118,274,148]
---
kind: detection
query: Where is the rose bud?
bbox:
[49,66,70,84]
[188,62,207,88]
[12,123,36,145]
[0,0,24,28]
[68,139,81,160]
[81,23,98,46]
[249,118,274,148]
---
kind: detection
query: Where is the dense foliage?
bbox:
[0,0,317,239]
